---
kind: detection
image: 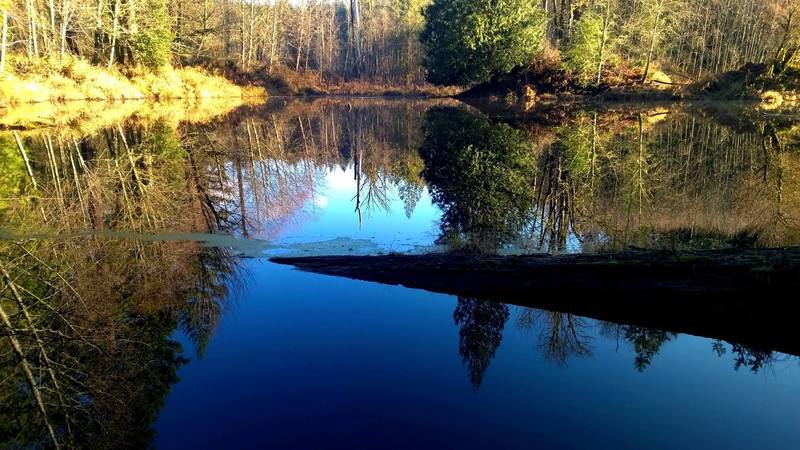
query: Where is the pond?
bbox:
[1,98,799,449]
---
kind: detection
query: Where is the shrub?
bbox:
[562,13,605,83]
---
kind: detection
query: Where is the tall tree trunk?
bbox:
[596,0,611,85]
[108,0,121,68]
[295,5,305,71]
[47,0,57,53]
[240,0,246,67]
[0,9,7,73]
[350,0,361,77]
[27,0,40,58]
[268,3,279,74]
[247,0,255,67]
[641,2,663,84]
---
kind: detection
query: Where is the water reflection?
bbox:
[1,99,440,242]
[2,238,799,445]
[517,309,593,366]
[2,99,800,446]
[600,323,677,372]
[421,106,800,253]
[4,99,800,253]
[421,108,539,253]
[453,298,510,389]
[0,237,239,447]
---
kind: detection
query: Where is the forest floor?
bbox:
[216,62,461,97]
[272,248,800,355]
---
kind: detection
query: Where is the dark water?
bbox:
[1,99,799,449]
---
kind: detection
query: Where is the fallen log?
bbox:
[271,248,800,356]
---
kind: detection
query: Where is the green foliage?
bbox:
[557,121,595,178]
[146,121,185,159]
[420,0,547,86]
[391,0,429,29]
[420,107,536,252]
[130,0,174,69]
[622,326,675,371]
[562,13,605,83]
[0,135,28,201]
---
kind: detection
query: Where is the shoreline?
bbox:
[4,94,797,133]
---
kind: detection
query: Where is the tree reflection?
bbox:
[453,297,510,389]
[0,98,455,447]
[0,118,248,446]
[516,308,593,365]
[8,99,797,255]
[0,232,242,447]
[712,340,784,374]
[623,327,675,372]
[600,322,677,371]
[420,107,538,253]
[2,99,800,446]
[419,105,800,254]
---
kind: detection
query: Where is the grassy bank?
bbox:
[0,56,265,107]
[689,63,800,109]
[458,59,800,111]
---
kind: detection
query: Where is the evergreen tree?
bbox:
[420,0,547,85]
[131,0,174,68]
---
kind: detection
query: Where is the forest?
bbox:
[1,0,799,101]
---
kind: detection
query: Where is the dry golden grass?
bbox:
[0,56,265,107]
[256,64,460,97]
[324,80,461,97]
[648,70,673,88]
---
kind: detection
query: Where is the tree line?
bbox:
[0,0,430,83]
[422,0,800,86]
[1,0,796,86]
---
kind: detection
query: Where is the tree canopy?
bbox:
[0,0,798,87]
[420,0,547,86]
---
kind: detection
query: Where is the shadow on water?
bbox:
[0,238,241,448]
[2,98,800,445]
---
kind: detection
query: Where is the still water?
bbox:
[1,98,799,448]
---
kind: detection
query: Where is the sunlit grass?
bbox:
[0,56,266,108]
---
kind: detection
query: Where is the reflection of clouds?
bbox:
[270,237,384,257]
[325,167,354,191]
[312,195,328,209]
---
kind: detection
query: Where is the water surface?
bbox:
[1,98,799,449]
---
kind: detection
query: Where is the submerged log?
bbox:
[271,248,800,356]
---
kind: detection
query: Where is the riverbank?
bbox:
[458,62,800,110]
[0,56,266,107]
[217,63,461,98]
